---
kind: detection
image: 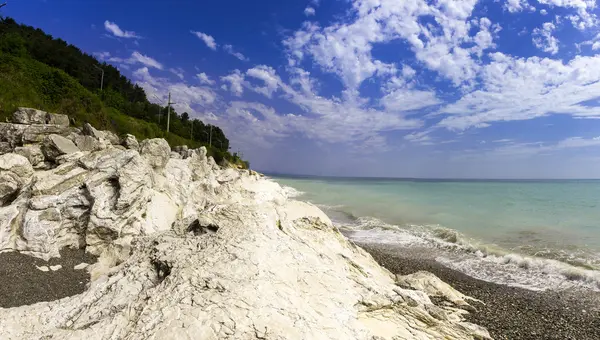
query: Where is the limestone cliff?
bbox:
[0,108,490,339]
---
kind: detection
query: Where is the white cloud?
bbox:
[438,53,600,130]
[578,32,600,50]
[284,0,500,90]
[532,22,559,54]
[380,88,441,113]
[540,9,548,15]
[504,0,535,13]
[246,65,281,98]
[223,44,249,61]
[221,70,245,96]
[191,31,217,50]
[304,7,316,16]
[473,136,600,159]
[197,72,215,85]
[104,20,139,39]
[102,51,163,70]
[129,51,163,70]
[169,67,185,80]
[133,67,217,118]
[93,51,111,60]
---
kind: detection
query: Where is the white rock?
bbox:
[0,127,489,340]
[41,134,80,161]
[46,113,69,127]
[121,134,139,150]
[82,123,104,139]
[12,108,48,125]
[36,265,49,272]
[14,145,44,166]
[74,135,101,152]
[49,265,62,271]
[73,263,89,270]
[0,142,12,155]
[0,153,33,205]
[139,138,170,169]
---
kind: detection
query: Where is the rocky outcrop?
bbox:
[74,135,101,152]
[13,145,44,166]
[122,134,139,150]
[139,138,170,169]
[12,107,69,127]
[0,109,489,340]
[0,153,33,206]
[41,134,80,161]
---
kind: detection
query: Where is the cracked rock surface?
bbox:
[0,109,490,340]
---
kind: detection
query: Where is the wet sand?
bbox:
[0,248,96,308]
[358,242,600,340]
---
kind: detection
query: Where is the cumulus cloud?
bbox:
[133,67,217,119]
[504,0,535,13]
[221,70,245,96]
[93,51,111,60]
[532,22,559,54]
[284,0,498,89]
[223,44,249,61]
[304,7,316,16]
[104,20,139,39]
[197,72,215,85]
[191,31,217,50]
[437,53,600,130]
[246,65,281,98]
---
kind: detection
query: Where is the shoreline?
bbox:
[356,241,600,340]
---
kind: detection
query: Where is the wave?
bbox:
[338,216,600,292]
[281,186,304,198]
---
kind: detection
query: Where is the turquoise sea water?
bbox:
[272,175,600,291]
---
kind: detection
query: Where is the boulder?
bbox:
[12,108,47,125]
[0,123,26,146]
[74,135,101,152]
[11,108,69,127]
[46,113,69,127]
[121,134,139,150]
[41,134,80,161]
[102,131,120,145]
[139,138,170,169]
[0,142,12,155]
[0,153,33,205]
[82,123,104,139]
[170,151,182,159]
[174,145,193,159]
[22,125,71,144]
[14,145,44,166]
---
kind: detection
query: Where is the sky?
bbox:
[4,0,600,178]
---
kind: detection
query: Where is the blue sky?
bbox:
[5,0,600,178]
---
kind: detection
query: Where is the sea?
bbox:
[271,175,600,292]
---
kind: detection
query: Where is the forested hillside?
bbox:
[0,17,247,167]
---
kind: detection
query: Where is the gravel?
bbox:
[358,242,600,340]
[0,248,97,308]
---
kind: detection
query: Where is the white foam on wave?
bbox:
[339,216,600,292]
[281,186,304,198]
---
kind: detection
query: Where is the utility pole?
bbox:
[92,64,104,91]
[166,92,176,134]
